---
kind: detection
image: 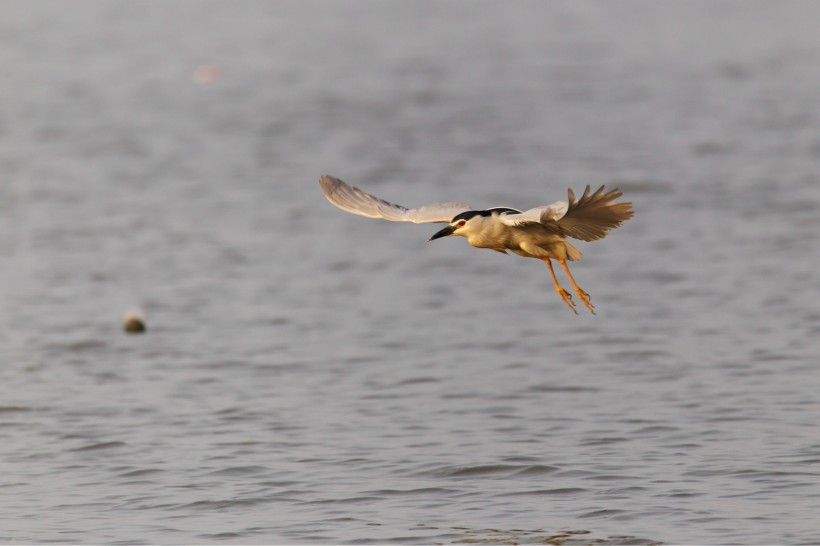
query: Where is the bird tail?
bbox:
[565,241,583,261]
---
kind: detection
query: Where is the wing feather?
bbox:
[320,175,471,224]
[499,201,568,226]
[556,185,634,241]
[498,185,633,241]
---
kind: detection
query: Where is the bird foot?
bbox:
[574,288,595,314]
[555,287,577,314]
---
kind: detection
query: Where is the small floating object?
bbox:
[123,311,146,334]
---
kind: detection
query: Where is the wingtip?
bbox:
[319,174,342,196]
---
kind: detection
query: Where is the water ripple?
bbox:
[67,441,126,452]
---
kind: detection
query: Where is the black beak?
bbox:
[429,225,455,241]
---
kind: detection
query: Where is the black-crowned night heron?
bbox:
[320,175,634,314]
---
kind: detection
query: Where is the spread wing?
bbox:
[499,185,634,241]
[320,175,472,224]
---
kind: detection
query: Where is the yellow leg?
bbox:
[558,258,595,314]
[544,259,576,314]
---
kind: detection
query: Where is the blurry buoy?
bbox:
[123,311,146,334]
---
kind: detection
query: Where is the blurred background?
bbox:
[1,1,819,544]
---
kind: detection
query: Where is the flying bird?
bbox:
[319,175,633,314]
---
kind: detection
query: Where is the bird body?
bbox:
[319,175,633,314]
[444,209,583,261]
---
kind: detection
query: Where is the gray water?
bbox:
[2,1,820,544]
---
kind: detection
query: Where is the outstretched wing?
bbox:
[320,175,472,224]
[499,185,634,241]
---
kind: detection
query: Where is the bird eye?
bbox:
[456,220,466,228]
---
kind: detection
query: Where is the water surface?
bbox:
[1,2,820,544]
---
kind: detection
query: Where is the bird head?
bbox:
[429,211,480,241]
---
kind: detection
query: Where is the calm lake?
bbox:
[1,1,819,544]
